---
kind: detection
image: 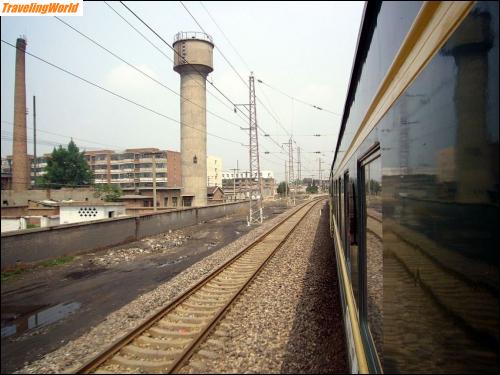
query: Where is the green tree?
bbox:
[277,181,289,197]
[306,184,318,194]
[93,184,122,202]
[39,140,93,188]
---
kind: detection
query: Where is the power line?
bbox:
[1,39,242,146]
[199,1,251,72]
[1,131,106,151]
[174,1,290,152]
[166,2,332,171]
[53,16,246,133]
[118,1,249,121]
[264,133,337,137]
[257,78,342,116]
[2,120,124,149]
[103,1,246,121]
[116,1,289,161]
[179,1,249,89]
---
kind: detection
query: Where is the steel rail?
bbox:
[76,198,323,374]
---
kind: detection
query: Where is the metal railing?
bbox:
[174,31,213,43]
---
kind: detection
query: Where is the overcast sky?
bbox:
[1,1,364,181]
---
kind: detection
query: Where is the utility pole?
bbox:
[237,73,263,225]
[285,160,288,201]
[297,146,301,183]
[152,153,157,211]
[230,160,239,202]
[284,138,295,206]
[318,158,322,193]
[33,95,37,185]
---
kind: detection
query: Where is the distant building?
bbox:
[222,170,276,200]
[1,172,12,190]
[207,155,222,187]
[59,202,126,225]
[2,149,223,208]
[207,186,224,203]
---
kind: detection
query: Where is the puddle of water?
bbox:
[1,301,81,339]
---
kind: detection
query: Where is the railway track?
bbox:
[76,198,323,374]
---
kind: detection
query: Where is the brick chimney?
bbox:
[12,37,29,191]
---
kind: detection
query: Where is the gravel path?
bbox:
[15,202,303,374]
[180,200,347,374]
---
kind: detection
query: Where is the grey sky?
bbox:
[1,1,364,181]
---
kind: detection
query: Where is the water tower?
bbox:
[173,31,214,207]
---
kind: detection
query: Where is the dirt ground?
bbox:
[1,200,291,374]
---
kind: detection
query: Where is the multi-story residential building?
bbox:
[82,148,183,207]
[222,170,276,200]
[207,155,222,187]
[84,148,176,190]
[2,150,224,208]
[2,155,49,188]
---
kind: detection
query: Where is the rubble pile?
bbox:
[92,230,190,266]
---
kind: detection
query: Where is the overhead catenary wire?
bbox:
[175,0,331,174]
[175,1,290,147]
[257,78,342,116]
[199,1,252,72]
[179,1,249,89]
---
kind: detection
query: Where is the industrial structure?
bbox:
[206,155,222,187]
[222,170,275,201]
[246,73,263,224]
[11,37,29,191]
[173,31,214,207]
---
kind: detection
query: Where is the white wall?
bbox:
[60,205,126,224]
[1,217,26,232]
[207,155,223,187]
[41,216,60,228]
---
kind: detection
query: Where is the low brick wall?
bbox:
[1,201,247,269]
[1,205,28,217]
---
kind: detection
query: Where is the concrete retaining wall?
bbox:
[1,201,247,269]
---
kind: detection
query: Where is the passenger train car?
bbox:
[329,1,498,373]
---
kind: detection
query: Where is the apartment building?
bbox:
[84,148,180,190]
[2,151,223,208]
[2,155,49,187]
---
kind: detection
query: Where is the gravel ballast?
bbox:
[14,202,303,374]
[180,200,347,373]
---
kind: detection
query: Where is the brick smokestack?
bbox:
[12,37,29,191]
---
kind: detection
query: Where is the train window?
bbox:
[338,177,343,228]
[348,179,359,311]
[333,180,338,221]
[360,147,383,370]
[337,178,340,223]
[334,179,338,222]
[340,177,345,246]
[343,171,351,269]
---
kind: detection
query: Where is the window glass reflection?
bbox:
[364,156,383,364]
